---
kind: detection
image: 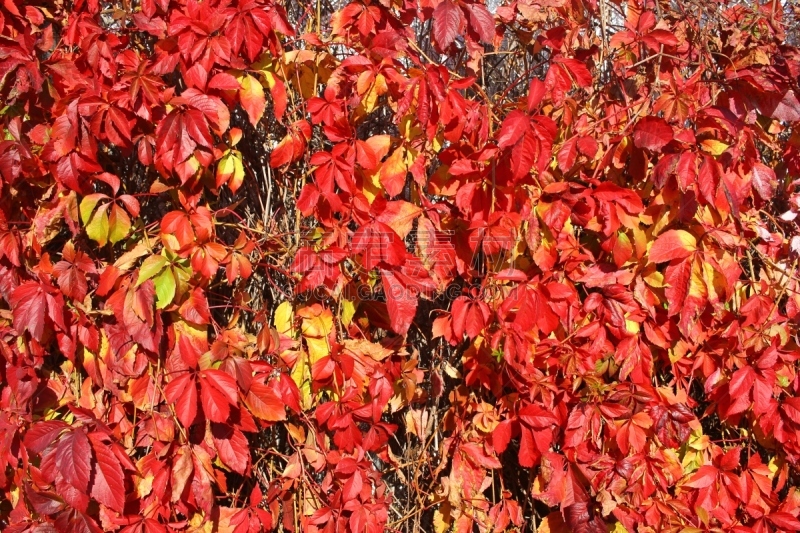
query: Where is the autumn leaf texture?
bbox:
[2,1,800,533]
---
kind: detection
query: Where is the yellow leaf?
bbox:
[173,313,208,347]
[187,512,214,533]
[261,69,277,89]
[700,138,728,156]
[280,50,331,100]
[298,304,333,364]
[701,260,728,304]
[274,301,295,336]
[362,167,382,203]
[688,258,708,300]
[536,514,555,533]
[137,473,154,499]
[768,456,781,475]
[611,522,629,533]
[399,114,423,142]
[642,265,665,288]
[340,299,356,327]
[433,503,452,533]
[431,132,444,153]
[253,53,276,79]
[217,150,245,193]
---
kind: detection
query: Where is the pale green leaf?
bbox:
[137,255,168,286]
[85,205,110,246]
[79,194,107,225]
[154,268,176,309]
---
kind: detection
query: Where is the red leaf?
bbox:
[752,162,777,200]
[349,506,373,533]
[208,72,241,90]
[648,29,679,47]
[527,78,546,112]
[685,465,717,488]
[179,288,211,324]
[341,471,363,502]
[729,366,756,398]
[557,136,578,172]
[432,1,463,50]
[379,148,408,198]
[698,153,722,205]
[762,89,800,122]
[164,373,198,428]
[161,210,195,249]
[577,136,598,158]
[451,296,491,339]
[352,222,406,269]
[492,420,513,454]
[296,183,320,215]
[664,259,692,317]
[509,129,537,180]
[648,229,697,263]
[246,380,287,421]
[56,430,92,493]
[769,512,800,530]
[518,404,557,428]
[497,110,529,149]
[466,4,494,44]
[200,369,239,423]
[563,502,606,533]
[54,509,103,533]
[10,281,48,341]
[269,121,310,168]
[269,78,288,122]
[781,397,800,424]
[184,63,208,91]
[518,426,538,467]
[54,242,95,301]
[633,116,673,152]
[88,433,126,512]
[381,269,417,336]
[24,420,68,454]
[553,57,593,88]
[211,423,250,475]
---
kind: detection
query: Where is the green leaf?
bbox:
[137,255,168,286]
[172,264,192,299]
[154,268,176,309]
[85,204,110,246]
[79,194,107,225]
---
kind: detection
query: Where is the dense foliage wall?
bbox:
[2,0,800,532]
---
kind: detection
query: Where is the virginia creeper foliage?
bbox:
[2,0,800,532]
